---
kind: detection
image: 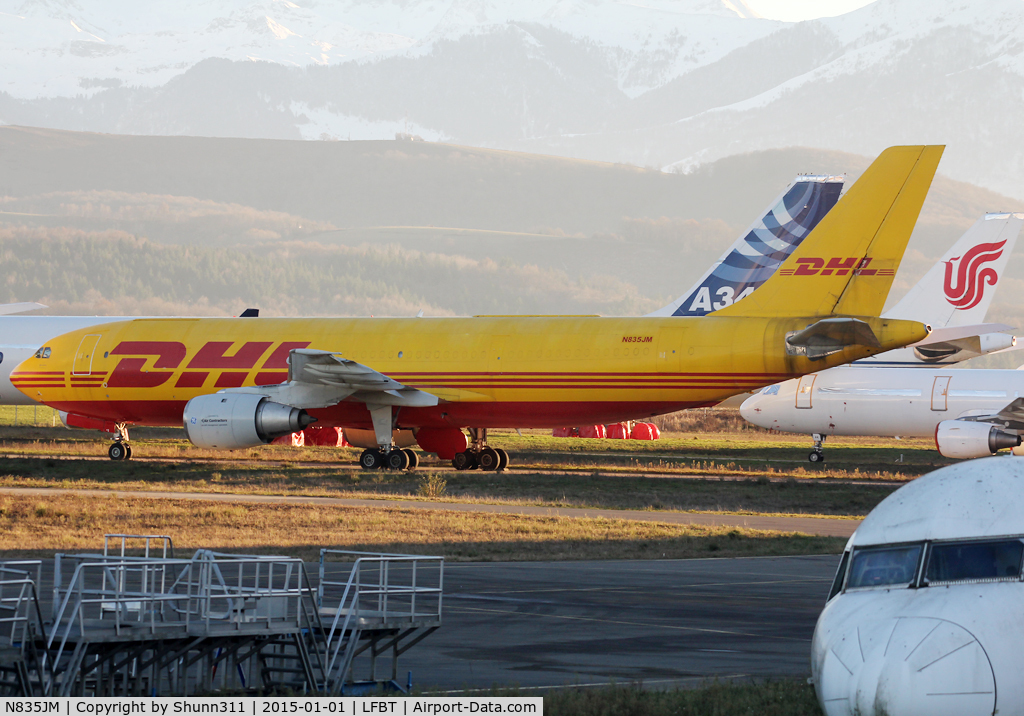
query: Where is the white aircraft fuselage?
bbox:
[740,366,1023,438]
[813,456,1024,716]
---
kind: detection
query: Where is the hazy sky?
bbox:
[744,0,876,21]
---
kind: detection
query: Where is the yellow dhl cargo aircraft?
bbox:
[13,145,942,471]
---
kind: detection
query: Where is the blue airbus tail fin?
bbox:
[647,175,844,316]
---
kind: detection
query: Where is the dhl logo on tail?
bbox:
[943,240,1006,310]
[777,257,895,277]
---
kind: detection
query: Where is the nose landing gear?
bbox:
[808,433,825,463]
[452,429,510,472]
[108,423,133,461]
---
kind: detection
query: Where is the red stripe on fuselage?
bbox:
[44,399,718,430]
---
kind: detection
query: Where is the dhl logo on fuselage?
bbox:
[67,340,312,390]
[108,340,312,388]
[777,257,895,277]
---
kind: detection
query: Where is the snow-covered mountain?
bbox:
[1,0,772,98]
[2,0,1023,199]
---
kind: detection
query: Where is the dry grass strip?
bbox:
[0,494,844,562]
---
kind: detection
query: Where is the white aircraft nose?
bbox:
[739,394,762,424]
[816,617,995,716]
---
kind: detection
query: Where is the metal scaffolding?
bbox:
[0,536,443,696]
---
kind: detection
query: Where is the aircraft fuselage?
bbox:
[12,315,926,429]
[741,366,1024,438]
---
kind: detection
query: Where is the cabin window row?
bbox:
[827,536,1024,600]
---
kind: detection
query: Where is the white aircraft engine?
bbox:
[934,420,1020,459]
[183,393,315,449]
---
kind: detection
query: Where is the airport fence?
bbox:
[0,405,59,427]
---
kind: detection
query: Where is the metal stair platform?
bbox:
[0,536,444,696]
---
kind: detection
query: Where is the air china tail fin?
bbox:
[883,212,1024,326]
[714,145,944,319]
[647,175,843,317]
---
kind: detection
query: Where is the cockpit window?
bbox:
[846,544,923,590]
[762,385,780,395]
[33,346,51,359]
[828,550,851,601]
[924,539,1024,585]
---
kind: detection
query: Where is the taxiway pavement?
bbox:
[400,555,838,690]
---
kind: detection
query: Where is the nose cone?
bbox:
[815,617,995,716]
[739,392,766,426]
[9,355,46,400]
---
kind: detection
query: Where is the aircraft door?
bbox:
[795,374,816,409]
[931,375,952,411]
[657,330,681,374]
[72,334,102,376]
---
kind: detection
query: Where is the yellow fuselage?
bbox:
[12,315,927,429]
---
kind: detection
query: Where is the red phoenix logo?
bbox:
[943,240,1006,310]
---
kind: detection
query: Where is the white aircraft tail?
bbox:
[647,175,843,317]
[883,212,1024,326]
[853,212,1024,367]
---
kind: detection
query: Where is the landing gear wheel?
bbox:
[124,444,133,460]
[360,448,384,470]
[108,443,128,461]
[386,449,411,471]
[495,448,510,472]
[478,447,501,471]
[809,451,824,463]
[452,451,477,471]
[402,448,419,470]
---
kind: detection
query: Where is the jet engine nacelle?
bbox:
[934,420,1021,459]
[183,393,315,449]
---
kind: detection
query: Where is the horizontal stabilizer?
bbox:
[912,323,1012,345]
[786,317,883,360]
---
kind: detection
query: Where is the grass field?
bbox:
[541,681,823,716]
[0,420,921,561]
[0,493,844,561]
[0,421,949,479]
[0,455,895,517]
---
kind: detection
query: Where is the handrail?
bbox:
[0,564,54,695]
[318,550,443,683]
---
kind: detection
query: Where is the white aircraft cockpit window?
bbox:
[33,346,51,359]
[924,539,1024,585]
[827,550,851,601]
[846,544,923,590]
[762,385,780,395]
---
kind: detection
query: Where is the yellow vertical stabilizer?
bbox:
[714,145,944,318]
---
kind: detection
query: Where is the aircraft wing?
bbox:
[0,302,47,316]
[958,398,1024,432]
[223,349,440,410]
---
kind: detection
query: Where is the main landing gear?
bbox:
[108,423,133,461]
[357,404,420,471]
[359,447,420,471]
[808,433,825,463]
[452,428,509,472]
